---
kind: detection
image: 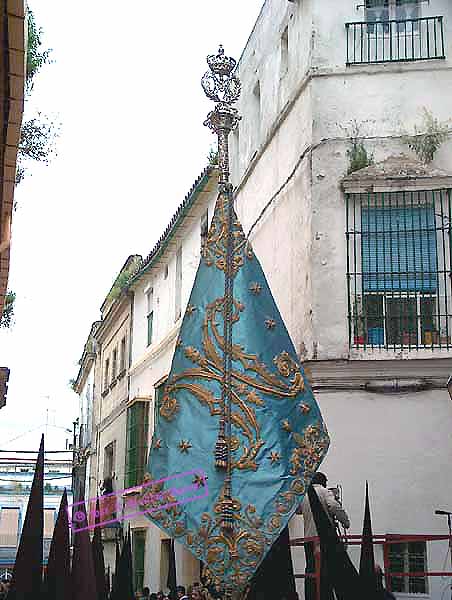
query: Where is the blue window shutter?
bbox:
[362,205,437,292]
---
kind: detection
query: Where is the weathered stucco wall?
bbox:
[228,1,452,599]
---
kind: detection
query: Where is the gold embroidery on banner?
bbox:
[264,318,276,330]
[178,440,192,453]
[160,295,307,472]
[281,419,292,433]
[201,195,251,277]
[159,394,179,420]
[140,416,328,592]
[289,425,329,477]
[268,451,281,465]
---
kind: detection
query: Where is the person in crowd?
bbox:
[141,587,151,600]
[298,472,350,600]
[156,592,165,600]
[150,594,158,600]
[177,585,189,600]
[376,565,397,600]
[187,583,203,600]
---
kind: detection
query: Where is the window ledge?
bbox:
[109,379,117,390]
[117,369,126,380]
[101,389,109,398]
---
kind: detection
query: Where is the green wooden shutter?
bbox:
[132,529,146,592]
[126,402,149,488]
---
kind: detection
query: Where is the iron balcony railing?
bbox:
[346,16,445,65]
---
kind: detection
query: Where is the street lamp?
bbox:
[447,376,452,401]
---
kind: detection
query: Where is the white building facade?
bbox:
[227,1,452,598]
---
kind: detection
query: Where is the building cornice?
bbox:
[342,155,452,194]
[306,358,452,392]
[129,166,218,288]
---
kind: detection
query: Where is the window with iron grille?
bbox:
[125,402,149,488]
[132,529,146,593]
[346,190,452,350]
[387,541,428,594]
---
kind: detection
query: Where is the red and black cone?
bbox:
[7,434,44,600]
[42,488,71,600]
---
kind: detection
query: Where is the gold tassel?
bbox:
[214,436,228,469]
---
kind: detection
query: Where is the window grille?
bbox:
[346,190,452,350]
[388,541,428,594]
[125,402,149,488]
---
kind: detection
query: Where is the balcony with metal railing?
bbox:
[346,16,445,65]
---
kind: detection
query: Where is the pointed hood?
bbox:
[245,526,296,600]
[308,485,363,600]
[43,489,71,600]
[8,434,44,600]
[92,498,108,600]
[110,531,134,600]
[359,482,380,599]
[167,539,177,600]
[71,499,97,600]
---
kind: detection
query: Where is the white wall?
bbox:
[228,1,452,599]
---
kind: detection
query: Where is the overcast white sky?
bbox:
[0,1,264,451]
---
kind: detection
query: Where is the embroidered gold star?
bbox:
[299,403,311,415]
[249,282,262,295]
[153,438,162,450]
[186,304,197,316]
[178,440,192,453]
[268,451,281,465]
[282,419,292,432]
[193,474,208,488]
[235,383,248,395]
[265,318,276,330]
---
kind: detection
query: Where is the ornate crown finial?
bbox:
[202,45,241,107]
[201,45,241,185]
[206,45,236,79]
